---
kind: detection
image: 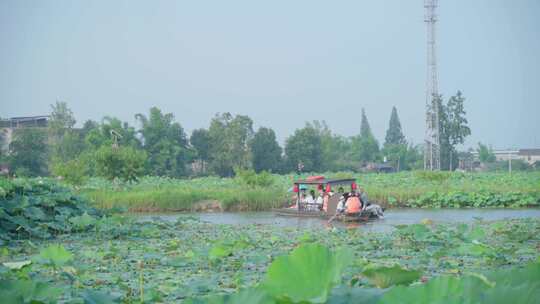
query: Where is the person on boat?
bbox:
[345,190,362,215]
[315,190,324,210]
[305,190,316,210]
[359,187,370,210]
[337,192,350,213]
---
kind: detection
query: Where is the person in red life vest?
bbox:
[345,188,363,215]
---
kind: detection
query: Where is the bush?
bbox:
[51,158,87,185]
[94,146,147,182]
[234,168,275,187]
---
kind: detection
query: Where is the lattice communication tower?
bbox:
[424,0,441,170]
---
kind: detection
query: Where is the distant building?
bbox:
[471,148,540,165]
[0,115,50,155]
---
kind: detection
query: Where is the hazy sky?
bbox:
[1,0,539,149]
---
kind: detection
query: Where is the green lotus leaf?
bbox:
[36,244,73,267]
[262,243,352,303]
[379,274,491,304]
[81,290,121,304]
[0,279,62,304]
[69,212,97,229]
[361,264,421,288]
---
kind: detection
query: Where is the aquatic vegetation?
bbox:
[0,178,101,242]
[75,172,540,211]
[0,216,538,303]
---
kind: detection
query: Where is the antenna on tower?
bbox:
[424,0,441,171]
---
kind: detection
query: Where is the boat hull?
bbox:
[272,208,379,222]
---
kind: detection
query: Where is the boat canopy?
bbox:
[293,178,356,186]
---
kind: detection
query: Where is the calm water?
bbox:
[138,208,540,232]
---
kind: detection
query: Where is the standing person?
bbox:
[315,190,324,210]
[337,192,349,213]
[359,187,370,210]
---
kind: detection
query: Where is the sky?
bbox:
[1,0,539,149]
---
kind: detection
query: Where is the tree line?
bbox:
[1,91,472,181]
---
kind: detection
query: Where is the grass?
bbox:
[76,171,540,212]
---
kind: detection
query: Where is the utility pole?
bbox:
[424,0,441,171]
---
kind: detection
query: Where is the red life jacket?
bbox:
[346,196,362,214]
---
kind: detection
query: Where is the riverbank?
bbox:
[79,172,540,212]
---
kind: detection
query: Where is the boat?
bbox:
[273,176,384,222]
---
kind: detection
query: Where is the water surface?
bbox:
[140,209,540,232]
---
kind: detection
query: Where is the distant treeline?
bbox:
[1,92,480,181]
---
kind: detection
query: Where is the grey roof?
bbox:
[518,149,540,156]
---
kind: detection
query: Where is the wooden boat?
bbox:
[274,176,383,222]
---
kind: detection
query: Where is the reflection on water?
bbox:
[140,209,540,233]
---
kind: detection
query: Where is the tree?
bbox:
[446,91,471,170]
[435,92,471,170]
[8,128,48,176]
[477,142,496,163]
[48,101,76,139]
[48,101,84,163]
[190,128,211,174]
[353,109,380,164]
[207,113,254,177]
[382,107,408,170]
[85,117,141,150]
[136,107,190,177]
[284,125,322,173]
[384,106,406,147]
[250,127,282,173]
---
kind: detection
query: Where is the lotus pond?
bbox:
[1,215,539,303]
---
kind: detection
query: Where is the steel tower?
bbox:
[424,0,441,170]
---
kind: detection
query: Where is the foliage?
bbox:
[0,215,539,303]
[8,128,49,177]
[0,178,101,241]
[191,128,211,174]
[263,244,352,303]
[250,127,282,173]
[48,101,76,137]
[50,158,87,185]
[361,264,421,288]
[85,116,141,150]
[477,142,496,163]
[35,244,73,268]
[94,146,147,182]
[234,168,275,188]
[284,124,322,172]
[77,171,540,211]
[353,109,380,164]
[384,106,406,147]
[136,107,191,177]
[208,113,254,177]
[434,92,471,170]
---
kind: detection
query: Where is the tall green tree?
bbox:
[382,107,408,170]
[477,142,496,163]
[48,102,84,163]
[190,128,211,174]
[207,113,254,177]
[284,125,322,173]
[353,109,380,164]
[136,107,190,177]
[8,128,49,176]
[307,120,354,171]
[435,91,471,170]
[384,106,406,147]
[250,127,282,173]
[446,91,471,170]
[48,101,76,139]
